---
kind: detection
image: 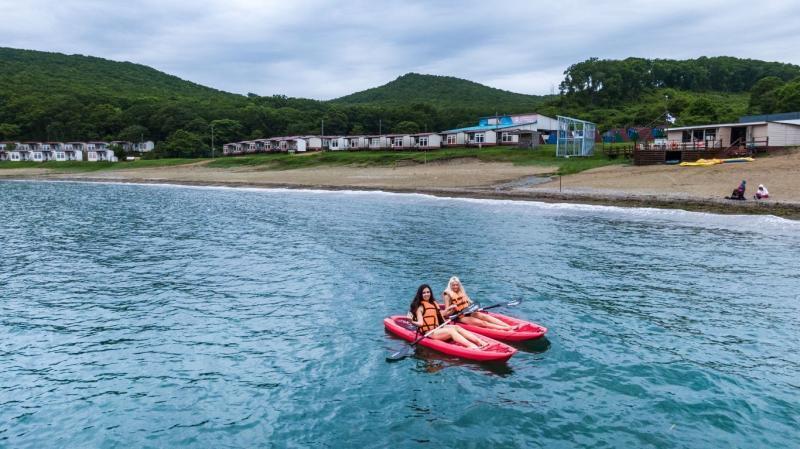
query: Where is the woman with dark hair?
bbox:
[409,284,487,349]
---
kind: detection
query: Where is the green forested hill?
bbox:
[544,57,800,128]
[2,48,800,158]
[0,47,240,100]
[331,73,550,111]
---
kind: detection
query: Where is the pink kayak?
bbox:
[453,311,547,341]
[383,316,517,362]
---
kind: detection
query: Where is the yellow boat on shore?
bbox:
[680,157,754,167]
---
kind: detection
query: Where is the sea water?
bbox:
[1,181,798,448]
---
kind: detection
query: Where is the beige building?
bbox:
[666,119,800,149]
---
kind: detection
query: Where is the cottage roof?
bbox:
[441,120,538,134]
[666,121,768,131]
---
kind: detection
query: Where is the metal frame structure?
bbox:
[556,116,596,157]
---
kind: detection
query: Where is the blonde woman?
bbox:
[443,277,514,331]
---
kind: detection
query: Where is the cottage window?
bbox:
[370,138,379,145]
[474,133,485,143]
[330,140,338,148]
[446,134,457,145]
[393,137,403,147]
[419,137,428,147]
[501,132,513,142]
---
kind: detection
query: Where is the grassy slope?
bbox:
[1,147,624,176]
[0,158,200,172]
[205,145,625,175]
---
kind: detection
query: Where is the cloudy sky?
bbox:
[2,0,800,99]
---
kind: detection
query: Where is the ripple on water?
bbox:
[1,180,798,448]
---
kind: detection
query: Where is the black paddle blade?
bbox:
[386,344,414,362]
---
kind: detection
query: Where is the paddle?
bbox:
[386,303,480,362]
[475,298,522,313]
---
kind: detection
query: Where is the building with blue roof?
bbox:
[440,113,558,147]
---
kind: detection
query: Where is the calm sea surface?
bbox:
[1,181,799,449]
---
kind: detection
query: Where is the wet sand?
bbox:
[2,153,799,219]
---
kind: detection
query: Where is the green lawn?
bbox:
[0,158,201,172]
[0,146,628,176]
[206,145,627,175]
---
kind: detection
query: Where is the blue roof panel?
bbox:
[441,121,538,134]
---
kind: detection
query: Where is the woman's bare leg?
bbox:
[454,326,488,347]
[474,311,513,329]
[443,327,478,348]
[459,315,509,331]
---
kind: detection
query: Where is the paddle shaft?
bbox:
[409,316,455,346]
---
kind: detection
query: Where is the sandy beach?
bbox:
[2,151,799,218]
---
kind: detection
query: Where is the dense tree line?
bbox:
[2,48,800,158]
[549,56,800,129]
[559,56,800,106]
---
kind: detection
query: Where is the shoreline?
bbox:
[5,175,799,219]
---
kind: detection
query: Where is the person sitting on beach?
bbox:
[443,277,515,331]
[755,184,769,200]
[409,284,488,349]
[728,180,746,200]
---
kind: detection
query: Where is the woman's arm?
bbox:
[411,307,425,327]
[442,293,456,313]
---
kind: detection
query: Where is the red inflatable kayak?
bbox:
[453,311,547,341]
[383,316,517,362]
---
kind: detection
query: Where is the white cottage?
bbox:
[326,136,349,151]
[41,142,68,161]
[286,137,308,152]
[388,134,415,150]
[64,142,85,161]
[413,133,442,149]
[303,136,322,151]
[86,142,117,162]
[366,136,389,150]
[347,136,367,150]
[133,141,155,153]
[0,142,11,161]
[22,143,45,162]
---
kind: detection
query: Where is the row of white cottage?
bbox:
[0,141,155,162]
[223,113,559,155]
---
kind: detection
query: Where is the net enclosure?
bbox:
[556,116,596,157]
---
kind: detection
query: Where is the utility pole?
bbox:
[210,123,215,158]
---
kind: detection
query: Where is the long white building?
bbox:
[0,140,152,162]
[221,112,557,156]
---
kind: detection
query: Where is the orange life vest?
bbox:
[444,289,470,314]
[418,301,443,333]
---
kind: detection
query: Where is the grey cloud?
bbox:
[3,0,800,99]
